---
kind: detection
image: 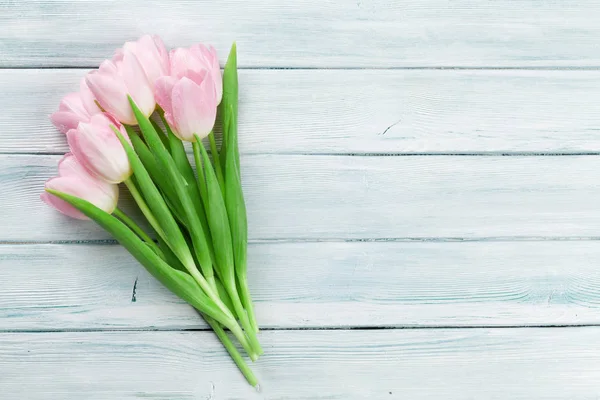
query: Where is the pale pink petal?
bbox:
[57,153,121,205]
[126,35,169,87]
[113,47,125,62]
[207,47,223,104]
[152,35,170,76]
[41,189,88,220]
[58,152,96,181]
[154,76,177,126]
[79,78,101,116]
[67,115,132,184]
[50,111,85,134]
[183,68,208,87]
[43,175,119,219]
[170,48,205,79]
[86,66,135,125]
[59,92,87,115]
[98,59,119,74]
[119,51,155,118]
[189,45,222,103]
[171,77,217,141]
[66,129,98,180]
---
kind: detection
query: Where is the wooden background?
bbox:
[2,1,600,398]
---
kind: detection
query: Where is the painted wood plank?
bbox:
[3,241,600,331]
[3,1,600,68]
[3,69,600,155]
[2,328,600,399]
[4,154,600,242]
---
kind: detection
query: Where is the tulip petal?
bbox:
[43,175,119,220]
[57,152,120,201]
[58,152,94,180]
[190,44,222,103]
[41,188,88,220]
[154,76,177,127]
[86,64,135,125]
[126,35,169,87]
[172,77,217,141]
[120,51,155,117]
[183,68,208,87]
[59,92,87,114]
[68,115,132,184]
[79,78,101,116]
[50,111,84,134]
[170,48,205,80]
[152,35,170,76]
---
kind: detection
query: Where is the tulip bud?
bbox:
[67,113,132,183]
[86,50,155,125]
[155,70,217,142]
[41,153,119,220]
[50,79,101,134]
[155,73,217,142]
[120,35,169,90]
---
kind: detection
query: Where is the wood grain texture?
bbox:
[3,241,600,331]
[2,328,600,399]
[2,1,600,68]
[5,154,600,242]
[3,69,600,155]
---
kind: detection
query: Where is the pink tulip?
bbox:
[169,44,222,104]
[67,113,132,184]
[41,153,119,220]
[118,35,169,90]
[50,79,101,134]
[86,50,155,125]
[155,71,217,142]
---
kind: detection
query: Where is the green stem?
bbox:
[125,181,231,339]
[188,270,255,359]
[185,267,243,345]
[205,316,258,386]
[238,275,259,334]
[225,317,259,362]
[123,179,166,242]
[208,132,225,190]
[192,140,208,201]
[228,283,263,356]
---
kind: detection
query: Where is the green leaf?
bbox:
[129,133,186,223]
[215,277,235,314]
[196,136,235,288]
[150,118,171,151]
[113,125,198,280]
[204,316,258,387]
[223,105,259,334]
[220,42,239,176]
[224,106,248,279]
[163,118,212,243]
[197,134,262,354]
[157,235,187,273]
[45,189,230,327]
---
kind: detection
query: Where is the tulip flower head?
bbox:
[119,35,170,90]
[41,153,119,220]
[66,113,132,184]
[154,45,222,142]
[86,50,155,125]
[50,79,101,134]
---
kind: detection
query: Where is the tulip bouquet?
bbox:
[42,36,261,386]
